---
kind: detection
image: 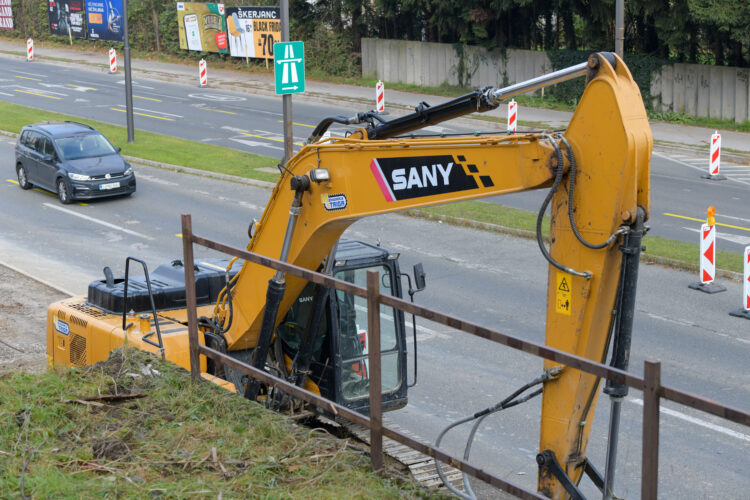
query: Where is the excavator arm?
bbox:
[218,53,651,497]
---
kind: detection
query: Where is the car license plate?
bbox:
[99,182,120,190]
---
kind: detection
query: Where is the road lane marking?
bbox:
[10,70,46,77]
[15,75,42,81]
[654,151,750,187]
[14,89,61,100]
[42,202,154,240]
[278,120,314,128]
[117,105,182,118]
[628,398,750,443]
[134,95,162,102]
[110,107,173,121]
[66,83,97,91]
[204,107,237,115]
[664,212,750,232]
[240,132,303,146]
[0,91,12,96]
[6,179,87,205]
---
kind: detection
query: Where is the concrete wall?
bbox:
[361,38,551,90]
[363,38,750,123]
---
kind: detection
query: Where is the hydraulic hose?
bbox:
[536,134,590,279]
[558,135,628,250]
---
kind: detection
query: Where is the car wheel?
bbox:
[57,178,73,204]
[16,164,32,190]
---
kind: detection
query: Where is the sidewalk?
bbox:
[2,37,749,159]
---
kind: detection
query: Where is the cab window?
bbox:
[335,265,401,400]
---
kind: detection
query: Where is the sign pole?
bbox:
[280,0,292,164]
[122,0,135,143]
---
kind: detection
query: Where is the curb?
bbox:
[0,259,77,297]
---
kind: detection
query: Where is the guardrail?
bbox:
[180,214,749,499]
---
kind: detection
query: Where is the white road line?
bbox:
[653,151,750,187]
[42,203,154,240]
[628,398,750,443]
[0,91,12,96]
[10,69,46,78]
[114,104,183,118]
[14,85,68,97]
[682,226,750,246]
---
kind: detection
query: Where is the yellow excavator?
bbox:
[47,52,651,498]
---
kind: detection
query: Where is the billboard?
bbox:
[225,7,280,60]
[85,0,124,42]
[0,0,13,30]
[177,2,228,54]
[48,0,86,38]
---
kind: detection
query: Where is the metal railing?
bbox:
[179,214,750,499]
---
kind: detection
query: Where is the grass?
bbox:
[0,348,441,499]
[0,101,280,183]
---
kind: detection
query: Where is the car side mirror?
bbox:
[114,146,122,153]
[413,263,426,292]
[41,153,53,162]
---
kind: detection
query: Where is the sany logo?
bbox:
[370,155,494,202]
[391,163,453,191]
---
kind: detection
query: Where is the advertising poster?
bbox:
[48,0,86,38]
[177,2,228,54]
[225,6,280,60]
[85,0,124,42]
[0,0,13,30]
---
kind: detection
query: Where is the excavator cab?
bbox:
[276,238,419,415]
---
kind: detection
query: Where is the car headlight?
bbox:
[68,172,91,181]
[124,167,133,176]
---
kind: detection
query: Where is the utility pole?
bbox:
[122,0,135,143]
[280,0,292,163]
[615,0,624,58]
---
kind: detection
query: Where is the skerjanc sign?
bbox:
[225,7,280,60]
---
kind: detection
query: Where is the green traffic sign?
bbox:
[274,41,305,95]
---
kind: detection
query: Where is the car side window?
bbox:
[41,137,55,157]
[29,132,43,152]
[19,131,30,147]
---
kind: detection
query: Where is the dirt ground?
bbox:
[0,265,66,374]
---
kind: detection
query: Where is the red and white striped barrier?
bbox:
[376,80,384,113]
[26,39,33,62]
[699,222,716,284]
[690,206,726,293]
[507,99,517,132]
[730,246,750,319]
[702,131,726,180]
[199,59,207,87]
[710,131,720,175]
[109,48,117,73]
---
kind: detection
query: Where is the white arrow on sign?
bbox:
[282,86,298,91]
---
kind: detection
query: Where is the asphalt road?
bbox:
[1,135,748,498]
[1,53,749,255]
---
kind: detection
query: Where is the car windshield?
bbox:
[55,133,116,160]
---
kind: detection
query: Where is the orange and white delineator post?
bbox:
[507,99,517,132]
[199,59,208,87]
[702,131,726,180]
[109,48,117,73]
[376,80,384,113]
[690,206,726,293]
[729,246,750,319]
[27,39,34,62]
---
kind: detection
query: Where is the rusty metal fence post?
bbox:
[181,214,201,382]
[367,270,384,472]
[642,360,661,499]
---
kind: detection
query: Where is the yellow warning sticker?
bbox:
[556,272,572,315]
